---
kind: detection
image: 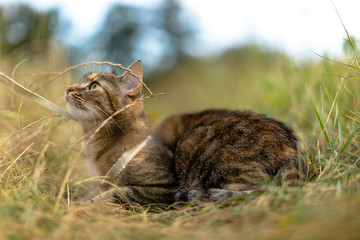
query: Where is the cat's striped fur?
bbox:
[66,61,306,204]
[153,110,307,201]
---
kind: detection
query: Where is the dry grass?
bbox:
[0,45,360,239]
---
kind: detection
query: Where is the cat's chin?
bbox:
[66,102,93,122]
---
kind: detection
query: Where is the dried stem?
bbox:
[41,61,154,95]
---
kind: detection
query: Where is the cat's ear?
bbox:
[123,61,143,99]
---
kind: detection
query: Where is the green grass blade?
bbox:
[332,0,360,67]
[35,143,50,169]
[313,104,330,143]
[338,114,343,147]
[340,126,359,153]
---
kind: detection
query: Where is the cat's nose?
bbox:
[66,86,75,95]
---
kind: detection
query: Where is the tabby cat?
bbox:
[65,61,306,204]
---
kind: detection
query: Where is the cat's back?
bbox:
[179,109,298,150]
[154,109,306,194]
[155,109,298,151]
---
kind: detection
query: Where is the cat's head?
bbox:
[65,61,144,128]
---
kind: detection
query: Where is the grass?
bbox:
[0,43,360,239]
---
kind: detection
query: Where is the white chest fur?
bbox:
[84,136,152,182]
[86,160,100,177]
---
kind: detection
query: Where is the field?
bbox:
[0,44,360,239]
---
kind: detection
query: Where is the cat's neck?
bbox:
[82,113,150,145]
[81,114,151,176]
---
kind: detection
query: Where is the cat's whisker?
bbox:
[86,108,111,136]
[90,107,113,135]
[91,104,123,132]
[84,103,112,135]
[80,67,88,79]
[66,89,113,136]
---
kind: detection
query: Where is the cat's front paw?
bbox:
[208,188,259,202]
[90,189,119,204]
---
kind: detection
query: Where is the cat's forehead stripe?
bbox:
[88,73,99,80]
[84,73,116,83]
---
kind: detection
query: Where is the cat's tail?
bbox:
[276,147,308,185]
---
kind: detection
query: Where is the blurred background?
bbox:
[1,0,358,64]
[0,0,359,132]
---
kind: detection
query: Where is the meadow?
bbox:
[0,43,360,239]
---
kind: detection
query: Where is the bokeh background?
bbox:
[1,0,359,61]
[0,0,359,139]
[0,0,358,116]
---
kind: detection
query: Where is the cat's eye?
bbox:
[88,82,101,90]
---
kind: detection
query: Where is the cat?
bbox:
[65,60,307,204]
[65,61,176,204]
[153,110,307,201]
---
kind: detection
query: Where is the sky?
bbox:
[0,0,359,59]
